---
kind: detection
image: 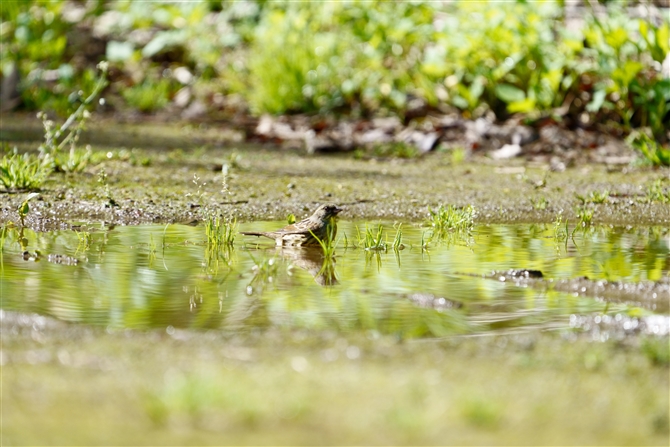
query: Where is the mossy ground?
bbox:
[2,141,669,230]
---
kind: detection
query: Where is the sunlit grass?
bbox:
[576,207,594,228]
[357,224,386,251]
[427,204,476,238]
[310,222,338,258]
[205,215,237,250]
[0,148,52,192]
[391,224,404,251]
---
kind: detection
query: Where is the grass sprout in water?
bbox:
[310,222,338,258]
[427,204,476,240]
[357,224,386,251]
[205,215,237,250]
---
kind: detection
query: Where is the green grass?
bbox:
[121,78,174,113]
[205,215,237,251]
[1,62,107,192]
[530,196,548,210]
[0,149,52,192]
[391,224,404,251]
[627,129,670,167]
[577,190,610,205]
[645,179,669,204]
[427,204,476,238]
[553,212,568,243]
[357,224,387,251]
[310,223,338,258]
[576,207,594,228]
[373,142,420,159]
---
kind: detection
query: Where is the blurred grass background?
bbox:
[1,0,669,143]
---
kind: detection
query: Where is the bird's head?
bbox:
[313,204,343,221]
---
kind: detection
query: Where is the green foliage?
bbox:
[0,148,52,191]
[553,212,568,243]
[627,131,670,167]
[576,190,610,205]
[391,224,404,251]
[373,142,419,159]
[3,1,668,146]
[530,196,548,210]
[310,223,338,258]
[205,214,237,250]
[34,62,109,176]
[427,205,476,238]
[17,192,40,226]
[121,78,175,113]
[357,224,387,251]
[644,179,670,204]
[583,8,670,139]
[641,337,670,366]
[576,207,594,228]
[97,167,117,207]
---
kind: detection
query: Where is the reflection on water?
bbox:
[1,222,668,338]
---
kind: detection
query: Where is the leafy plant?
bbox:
[576,190,610,205]
[17,193,40,226]
[97,168,118,207]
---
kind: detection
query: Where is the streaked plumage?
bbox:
[240,204,342,247]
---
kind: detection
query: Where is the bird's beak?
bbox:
[333,207,343,215]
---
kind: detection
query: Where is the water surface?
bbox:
[3,222,668,338]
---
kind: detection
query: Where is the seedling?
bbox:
[17,193,40,227]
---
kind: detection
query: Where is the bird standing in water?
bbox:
[240,204,342,247]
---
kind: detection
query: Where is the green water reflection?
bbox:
[1,222,668,338]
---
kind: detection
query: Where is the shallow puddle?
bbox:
[2,222,668,339]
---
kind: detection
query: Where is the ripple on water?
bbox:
[2,222,668,339]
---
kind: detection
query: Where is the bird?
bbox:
[240,204,342,247]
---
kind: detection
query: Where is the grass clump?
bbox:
[644,179,669,204]
[352,224,404,253]
[310,222,338,258]
[575,207,594,228]
[0,148,52,192]
[205,215,237,251]
[357,225,387,251]
[427,205,476,238]
[0,62,108,192]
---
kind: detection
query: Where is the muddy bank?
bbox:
[1,117,669,229]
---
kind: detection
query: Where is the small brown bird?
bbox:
[240,204,342,247]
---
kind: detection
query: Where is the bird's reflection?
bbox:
[278,246,338,286]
